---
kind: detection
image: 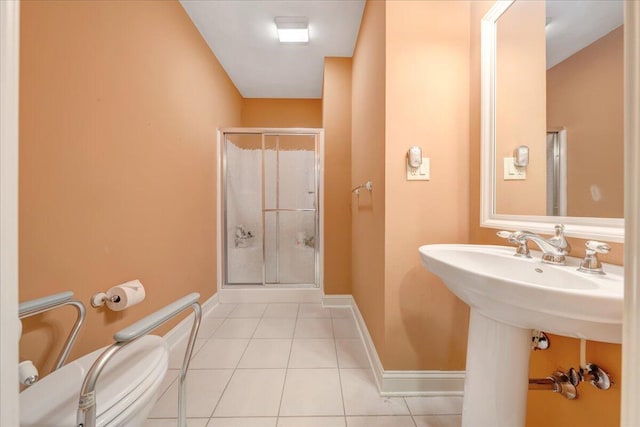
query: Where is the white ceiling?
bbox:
[545,0,623,69]
[179,0,365,99]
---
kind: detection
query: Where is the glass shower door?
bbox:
[223,131,318,287]
[224,133,263,285]
[264,134,317,285]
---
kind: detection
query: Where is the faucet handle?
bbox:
[496,230,512,239]
[578,240,611,275]
[549,224,571,254]
[585,240,611,254]
[497,230,531,258]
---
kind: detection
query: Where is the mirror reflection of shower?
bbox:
[546,129,567,216]
[223,130,320,287]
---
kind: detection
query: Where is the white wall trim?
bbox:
[322,294,354,307]
[317,130,325,294]
[216,130,223,295]
[219,287,322,304]
[345,295,465,396]
[0,1,20,425]
[622,1,640,425]
[164,292,220,350]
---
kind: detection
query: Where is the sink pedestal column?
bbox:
[462,309,532,427]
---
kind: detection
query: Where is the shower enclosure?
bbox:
[221,129,321,288]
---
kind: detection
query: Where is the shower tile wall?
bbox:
[226,138,316,285]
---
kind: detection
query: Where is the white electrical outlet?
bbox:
[503,157,526,180]
[407,157,430,181]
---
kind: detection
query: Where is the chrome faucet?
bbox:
[577,240,611,275]
[498,224,571,265]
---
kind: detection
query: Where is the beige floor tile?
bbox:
[404,396,463,415]
[189,339,249,369]
[298,303,333,318]
[279,369,344,416]
[144,418,209,427]
[254,318,296,338]
[332,318,359,338]
[340,369,409,416]
[294,318,333,338]
[207,418,277,427]
[238,339,292,368]
[413,415,462,427]
[346,416,415,427]
[213,318,260,338]
[213,369,286,417]
[228,303,267,318]
[288,339,338,368]
[335,339,368,368]
[149,369,233,418]
[277,417,347,427]
[263,303,299,318]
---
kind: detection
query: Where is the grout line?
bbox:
[404,397,419,427]
[151,369,180,403]
[206,307,238,419]
[233,317,261,368]
[276,303,300,420]
[212,304,266,418]
[331,311,347,420]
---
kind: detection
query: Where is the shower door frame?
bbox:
[218,128,324,291]
[545,129,567,217]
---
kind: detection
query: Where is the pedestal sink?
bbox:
[419,244,623,427]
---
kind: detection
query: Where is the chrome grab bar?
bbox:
[76,292,201,427]
[19,291,86,371]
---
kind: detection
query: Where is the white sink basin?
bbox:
[418,244,624,427]
[419,244,623,343]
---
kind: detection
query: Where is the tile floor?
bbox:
[145,303,462,427]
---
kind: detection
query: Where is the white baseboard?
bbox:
[349,295,465,397]
[322,294,353,307]
[164,290,465,396]
[219,287,322,304]
[377,370,465,397]
[164,292,219,350]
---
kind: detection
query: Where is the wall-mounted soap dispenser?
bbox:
[408,146,422,168]
[406,146,430,181]
[513,145,529,167]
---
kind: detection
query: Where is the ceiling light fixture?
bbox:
[275,16,309,43]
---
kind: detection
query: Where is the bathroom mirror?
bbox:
[480,0,624,241]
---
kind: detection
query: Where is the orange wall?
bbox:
[241,98,322,128]
[547,26,624,219]
[19,0,242,375]
[495,0,547,216]
[469,2,622,426]
[322,58,353,295]
[384,0,470,370]
[351,0,387,360]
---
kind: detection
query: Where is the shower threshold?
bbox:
[223,283,318,289]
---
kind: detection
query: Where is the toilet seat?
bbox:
[20,335,169,427]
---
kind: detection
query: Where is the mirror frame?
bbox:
[480,0,624,242]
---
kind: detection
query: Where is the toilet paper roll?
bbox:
[106,280,146,311]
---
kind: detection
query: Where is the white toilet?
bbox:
[20,335,169,427]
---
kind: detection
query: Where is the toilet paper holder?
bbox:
[91,280,146,311]
[90,292,121,308]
